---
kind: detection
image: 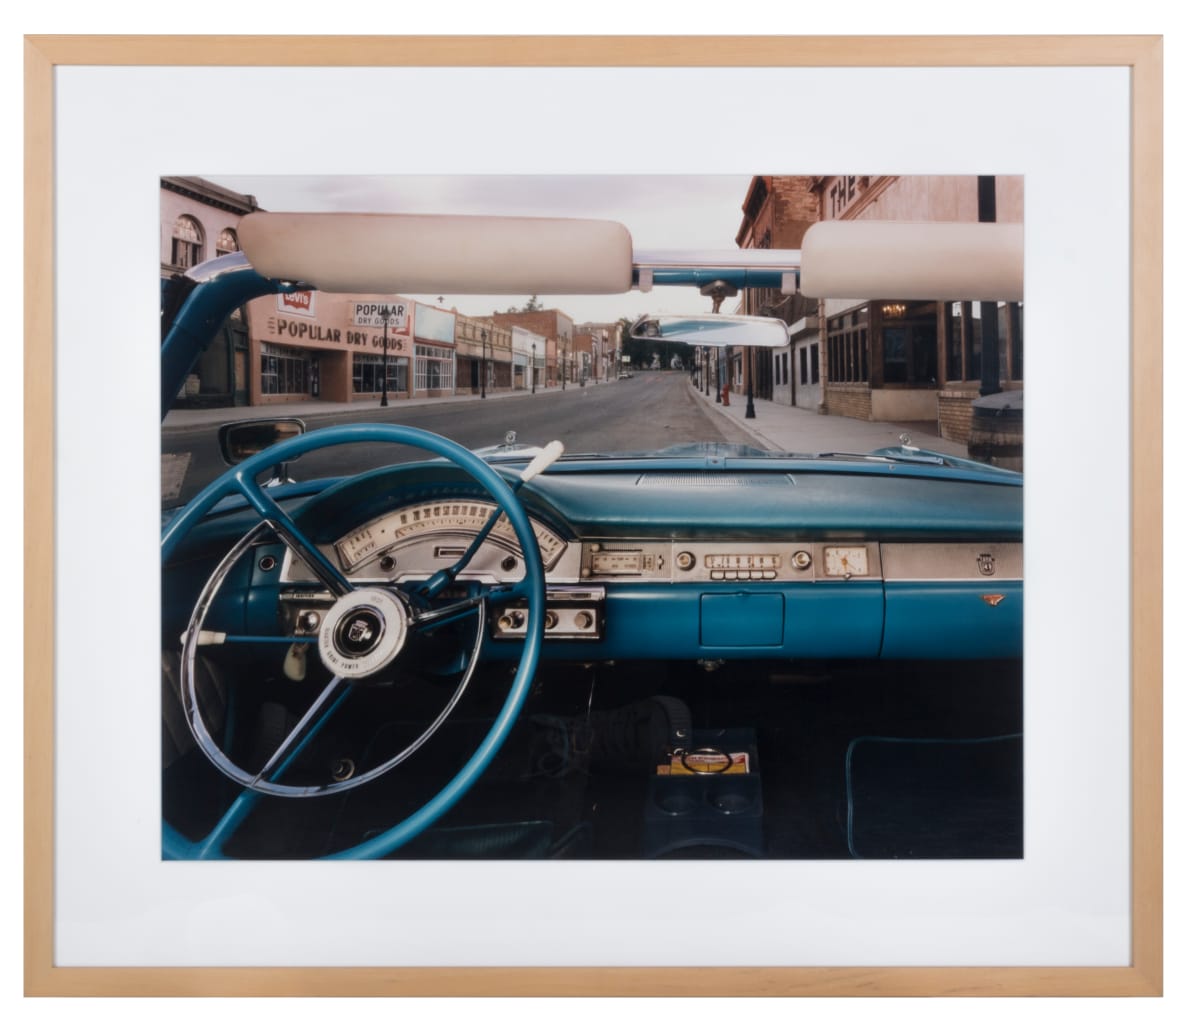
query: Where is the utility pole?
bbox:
[480,327,488,399]
[379,307,390,407]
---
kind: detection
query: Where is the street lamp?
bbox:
[531,342,537,394]
[480,328,488,399]
[379,307,390,407]
[744,347,756,419]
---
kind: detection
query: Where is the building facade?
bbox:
[509,325,546,390]
[735,175,1025,441]
[161,177,261,407]
[491,309,575,388]
[575,321,622,382]
[455,316,513,395]
[243,292,415,405]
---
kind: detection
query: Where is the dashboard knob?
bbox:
[498,610,526,631]
[792,550,812,571]
[675,551,696,571]
[574,611,594,630]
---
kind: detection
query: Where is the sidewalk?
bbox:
[162,380,590,435]
[688,381,970,458]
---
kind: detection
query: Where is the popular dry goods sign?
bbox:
[351,301,410,328]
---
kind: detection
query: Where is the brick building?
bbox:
[734,176,822,410]
[491,309,575,388]
[734,175,1025,442]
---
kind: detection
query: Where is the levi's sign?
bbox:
[277,291,315,317]
[352,301,409,328]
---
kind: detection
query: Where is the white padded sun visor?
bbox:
[800,221,1024,301]
[238,212,634,295]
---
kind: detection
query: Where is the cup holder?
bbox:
[642,729,765,857]
[706,785,753,815]
[655,789,701,816]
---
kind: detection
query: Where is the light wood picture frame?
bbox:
[24,34,1163,997]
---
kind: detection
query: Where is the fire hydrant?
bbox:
[722,384,730,406]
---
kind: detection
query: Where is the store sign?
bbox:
[277,291,315,317]
[352,301,409,328]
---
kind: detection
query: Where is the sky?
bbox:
[207,174,758,325]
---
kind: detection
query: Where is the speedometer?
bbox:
[334,500,568,572]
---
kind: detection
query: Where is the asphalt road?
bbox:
[162,373,761,506]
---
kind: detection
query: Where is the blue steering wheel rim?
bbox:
[161,422,547,860]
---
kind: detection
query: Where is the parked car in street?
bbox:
[161,207,1023,861]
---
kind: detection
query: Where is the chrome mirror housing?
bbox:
[629,313,789,348]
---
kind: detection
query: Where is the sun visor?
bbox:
[800,221,1023,301]
[238,212,634,295]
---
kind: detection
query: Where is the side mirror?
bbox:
[218,419,306,483]
[629,313,789,348]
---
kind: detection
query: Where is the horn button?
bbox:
[318,588,409,680]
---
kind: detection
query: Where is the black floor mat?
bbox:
[844,734,1023,858]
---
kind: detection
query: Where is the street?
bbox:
[162,373,760,505]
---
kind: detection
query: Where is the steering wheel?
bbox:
[161,423,547,860]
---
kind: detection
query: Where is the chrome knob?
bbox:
[498,610,526,631]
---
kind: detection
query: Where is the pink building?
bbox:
[243,292,415,404]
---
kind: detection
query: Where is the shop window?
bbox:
[827,310,869,384]
[1010,303,1023,381]
[880,303,938,385]
[800,346,809,385]
[998,302,1024,382]
[947,303,965,382]
[968,302,983,380]
[171,215,204,269]
[940,303,988,384]
[260,342,308,395]
[353,353,407,394]
[416,344,455,392]
[810,345,819,384]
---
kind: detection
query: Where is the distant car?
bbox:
[161,208,1023,862]
[618,370,632,379]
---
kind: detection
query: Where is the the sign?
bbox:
[351,301,409,328]
[277,291,315,317]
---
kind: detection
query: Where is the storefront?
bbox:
[814,175,1024,435]
[511,325,544,390]
[414,305,456,398]
[244,292,414,405]
[821,296,1023,432]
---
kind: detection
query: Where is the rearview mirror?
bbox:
[629,313,789,348]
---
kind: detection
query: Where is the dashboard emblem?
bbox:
[980,594,1005,607]
[977,553,996,576]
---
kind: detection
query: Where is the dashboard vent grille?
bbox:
[636,473,795,488]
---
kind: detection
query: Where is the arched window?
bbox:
[216,228,239,255]
[171,215,204,268]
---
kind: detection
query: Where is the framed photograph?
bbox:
[24,35,1162,996]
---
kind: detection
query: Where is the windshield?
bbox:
[161,174,1024,507]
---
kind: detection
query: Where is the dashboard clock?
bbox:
[823,545,869,578]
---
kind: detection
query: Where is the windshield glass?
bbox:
[161,174,1024,507]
